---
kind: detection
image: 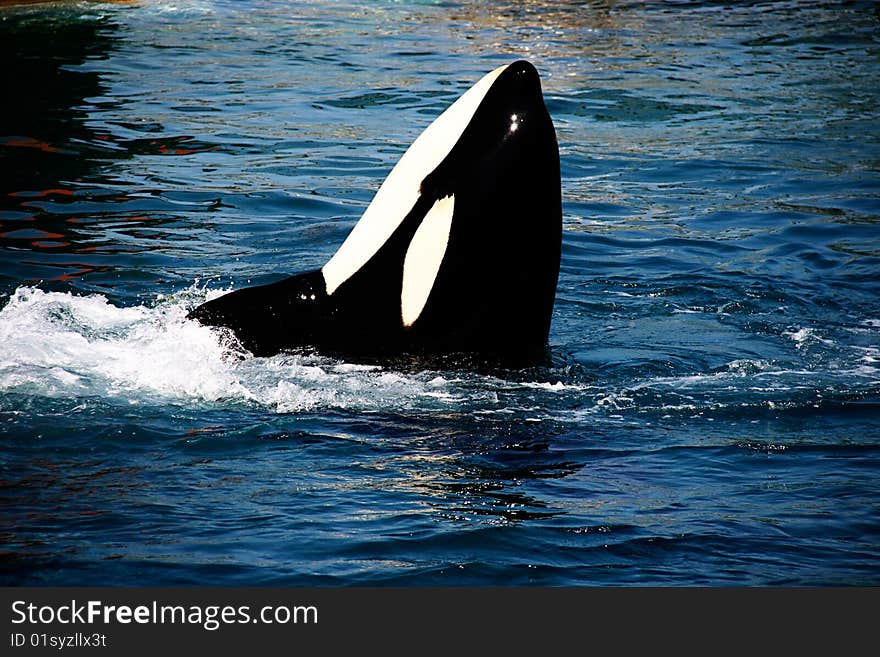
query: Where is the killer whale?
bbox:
[189,60,561,367]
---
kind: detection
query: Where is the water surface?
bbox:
[1,0,879,585]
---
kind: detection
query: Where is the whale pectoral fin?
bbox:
[188,270,328,356]
[401,195,455,328]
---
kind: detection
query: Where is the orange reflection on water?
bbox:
[0,228,65,239]
[17,259,114,282]
[55,267,100,281]
[9,188,75,198]
[1,136,58,153]
[31,240,71,249]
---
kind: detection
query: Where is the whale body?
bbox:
[189,60,561,367]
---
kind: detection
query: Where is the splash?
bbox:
[1,286,877,420]
[0,285,494,414]
[0,285,247,403]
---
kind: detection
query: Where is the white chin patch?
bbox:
[321,63,508,296]
[401,195,455,328]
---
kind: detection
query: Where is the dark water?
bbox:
[1,0,879,586]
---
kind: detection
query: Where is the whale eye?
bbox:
[509,113,519,133]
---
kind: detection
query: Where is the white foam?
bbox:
[520,380,588,392]
[624,359,782,392]
[0,286,249,404]
[855,346,880,364]
[784,326,834,348]
[0,286,492,414]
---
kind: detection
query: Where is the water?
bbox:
[1,0,879,586]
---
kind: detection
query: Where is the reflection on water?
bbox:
[1,8,117,257]
[0,5,224,290]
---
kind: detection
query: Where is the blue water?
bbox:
[2,0,879,586]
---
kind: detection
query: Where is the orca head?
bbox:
[420,60,556,202]
[322,59,562,364]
